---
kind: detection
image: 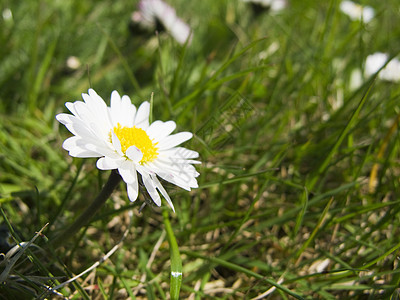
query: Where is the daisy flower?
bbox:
[365,52,400,82]
[56,89,200,212]
[339,1,374,23]
[242,0,287,13]
[131,0,192,45]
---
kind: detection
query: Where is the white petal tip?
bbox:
[126,146,143,162]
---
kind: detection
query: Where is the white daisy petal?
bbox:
[63,136,110,156]
[55,113,73,126]
[160,147,200,160]
[156,171,191,191]
[61,116,96,138]
[81,91,113,136]
[69,101,88,120]
[126,146,143,163]
[65,102,78,115]
[110,90,122,108]
[151,160,199,189]
[72,101,110,140]
[142,172,161,206]
[147,120,176,142]
[84,91,109,122]
[118,161,137,184]
[157,132,193,150]
[97,157,123,170]
[151,174,175,212]
[68,147,103,158]
[110,90,122,125]
[121,95,136,127]
[62,136,100,153]
[135,101,150,129]
[110,90,137,127]
[87,89,108,109]
[111,131,124,156]
[127,180,139,202]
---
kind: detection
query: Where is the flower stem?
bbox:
[162,209,182,300]
[51,170,122,248]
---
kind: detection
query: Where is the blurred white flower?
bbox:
[364,52,388,76]
[56,89,200,211]
[340,1,374,23]
[66,56,81,71]
[242,0,287,12]
[131,0,192,45]
[365,52,400,82]
[2,8,12,21]
[349,68,363,90]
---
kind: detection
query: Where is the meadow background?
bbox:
[1,0,400,299]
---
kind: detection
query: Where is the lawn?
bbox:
[1,0,400,299]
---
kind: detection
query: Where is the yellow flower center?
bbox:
[112,123,158,164]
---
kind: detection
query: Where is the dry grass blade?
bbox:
[40,210,133,298]
[0,223,48,283]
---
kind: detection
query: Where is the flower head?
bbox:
[131,0,192,45]
[242,0,287,13]
[56,89,200,211]
[365,52,400,82]
[339,1,374,23]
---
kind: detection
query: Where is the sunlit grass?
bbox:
[1,0,400,299]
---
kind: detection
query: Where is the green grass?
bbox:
[1,0,400,298]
